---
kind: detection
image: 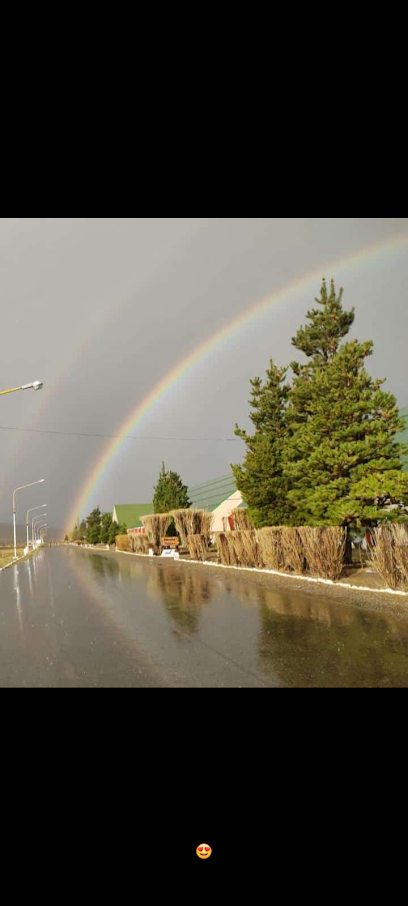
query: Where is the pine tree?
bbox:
[108,521,127,545]
[291,277,355,364]
[85,507,102,545]
[153,463,191,513]
[232,362,293,527]
[100,513,113,544]
[285,280,408,532]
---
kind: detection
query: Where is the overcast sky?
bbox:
[0,218,407,530]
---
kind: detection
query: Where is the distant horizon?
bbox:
[0,522,63,542]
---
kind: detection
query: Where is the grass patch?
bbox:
[0,547,25,568]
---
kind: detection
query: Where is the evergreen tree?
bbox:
[108,521,127,545]
[153,463,191,513]
[285,280,408,531]
[232,362,293,527]
[100,513,113,544]
[291,277,355,364]
[85,507,102,545]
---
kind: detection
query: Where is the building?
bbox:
[112,504,152,535]
[188,475,244,532]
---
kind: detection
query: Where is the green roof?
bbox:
[188,475,244,512]
[113,504,153,528]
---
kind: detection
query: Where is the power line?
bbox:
[190,474,237,491]
[0,424,241,442]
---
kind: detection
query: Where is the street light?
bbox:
[13,480,45,560]
[36,525,48,547]
[32,516,47,549]
[32,515,47,548]
[27,504,47,551]
[36,525,48,548]
[35,520,47,539]
[1,381,43,396]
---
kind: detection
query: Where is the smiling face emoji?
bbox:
[196,844,212,860]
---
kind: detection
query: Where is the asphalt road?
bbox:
[1,547,408,687]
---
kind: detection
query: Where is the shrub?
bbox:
[116,534,130,552]
[393,526,408,590]
[229,508,253,531]
[213,530,260,568]
[298,526,346,581]
[129,534,150,555]
[228,530,261,568]
[371,524,408,591]
[171,509,213,544]
[257,527,285,571]
[281,527,307,574]
[141,514,172,548]
[214,532,239,566]
[187,534,210,561]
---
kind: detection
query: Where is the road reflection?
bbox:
[2,549,408,687]
[146,566,212,635]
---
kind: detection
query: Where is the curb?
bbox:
[73,546,408,600]
[116,549,408,599]
[0,547,40,573]
[181,559,408,598]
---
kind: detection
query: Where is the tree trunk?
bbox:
[344,530,353,565]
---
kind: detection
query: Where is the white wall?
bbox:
[211,491,244,532]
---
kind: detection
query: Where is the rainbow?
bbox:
[66,232,408,530]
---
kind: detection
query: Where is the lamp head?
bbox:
[22,381,44,391]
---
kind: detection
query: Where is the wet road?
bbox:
[1,547,408,687]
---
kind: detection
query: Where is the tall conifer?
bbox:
[232,362,292,527]
[153,463,191,513]
[285,280,408,529]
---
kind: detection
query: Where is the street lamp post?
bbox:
[35,523,47,547]
[36,526,47,548]
[13,480,45,560]
[36,525,47,547]
[1,381,43,396]
[27,504,47,552]
[32,515,47,549]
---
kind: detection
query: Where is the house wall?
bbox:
[211,491,244,532]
